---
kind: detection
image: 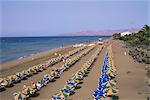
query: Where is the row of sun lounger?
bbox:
[12,46,95,100]
[0,46,86,92]
[93,45,118,100]
[51,46,103,100]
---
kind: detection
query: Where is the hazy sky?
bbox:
[1,0,150,37]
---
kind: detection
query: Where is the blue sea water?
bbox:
[0,36,109,64]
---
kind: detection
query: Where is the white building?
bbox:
[120,31,132,36]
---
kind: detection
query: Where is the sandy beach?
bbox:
[112,40,148,100]
[0,45,74,77]
[0,39,148,100]
[2,0,149,99]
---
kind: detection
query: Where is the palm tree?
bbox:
[141,25,150,34]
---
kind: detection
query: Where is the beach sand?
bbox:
[0,43,96,99]
[112,40,148,100]
[0,39,148,100]
[0,45,74,77]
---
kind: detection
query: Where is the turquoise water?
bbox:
[0,36,109,63]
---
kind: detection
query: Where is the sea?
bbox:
[0,36,109,64]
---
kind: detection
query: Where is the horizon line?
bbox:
[0,35,111,38]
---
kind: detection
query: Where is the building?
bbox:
[120,31,132,36]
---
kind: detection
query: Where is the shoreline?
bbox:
[0,39,148,99]
[0,41,98,77]
[0,45,72,72]
[1,36,106,65]
[0,40,99,70]
[0,45,69,64]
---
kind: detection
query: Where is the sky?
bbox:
[1,0,150,37]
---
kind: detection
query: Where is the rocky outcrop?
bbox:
[129,47,150,64]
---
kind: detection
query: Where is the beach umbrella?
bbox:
[109,66,116,71]
[66,84,75,91]
[61,88,70,93]
[59,90,69,98]
[52,92,66,99]
[98,78,108,89]
[93,89,106,98]
[64,85,71,89]
[100,76,109,84]
[26,87,31,94]
[106,70,115,77]
[0,78,7,88]
[67,79,79,86]
[17,93,23,99]
[106,69,113,73]
[104,64,109,70]
[101,65,109,74]
[0,78,5,83]
[109,73,115,78]
[103,87,118,96]
[67,80,74,86]
[27,86,37,95]
[29,68,33,72]
[102,80,116,88]
[22,85,30,95]
[98,78,104,83]
[13,92,26,100]
[98,83,107,90]
[102,74,110,80]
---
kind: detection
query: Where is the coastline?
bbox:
[0,41,97,77]
[0,45,73,75]
[0,38,148,100]
[1,36,104,64]
[0,38,100,71]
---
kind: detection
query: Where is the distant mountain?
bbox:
[62,28,140,36]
